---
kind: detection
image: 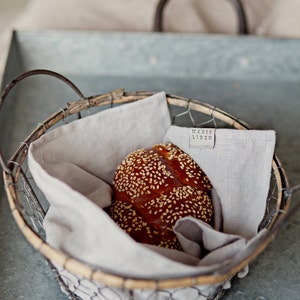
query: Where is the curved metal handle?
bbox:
[153,0,248,34]
[0,69,85,174]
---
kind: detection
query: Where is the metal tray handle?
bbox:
[153,0,248,34]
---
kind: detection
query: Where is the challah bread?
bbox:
[106,143,214,250]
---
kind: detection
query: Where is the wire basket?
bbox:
[0,70,297,300]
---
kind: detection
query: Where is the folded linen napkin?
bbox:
[164,126,276,239]
[28,92,275,298]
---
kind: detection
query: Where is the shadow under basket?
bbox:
[0,70,296,300]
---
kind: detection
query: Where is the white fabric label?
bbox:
[189,128,216,149]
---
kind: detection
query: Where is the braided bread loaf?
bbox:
[106,143,214,250]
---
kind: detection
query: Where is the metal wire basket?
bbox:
[0,70,298,300]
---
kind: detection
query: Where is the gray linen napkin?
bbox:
[28,92,275,299]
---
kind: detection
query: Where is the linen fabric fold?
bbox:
[164,126,276,239]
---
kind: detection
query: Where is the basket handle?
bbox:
[153,0,248,34]
[0,69,85,174]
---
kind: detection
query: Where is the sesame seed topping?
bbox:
[107,143,214,251]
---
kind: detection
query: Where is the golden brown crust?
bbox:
[106,143,214,250]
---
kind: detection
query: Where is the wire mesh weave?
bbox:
[1,71,291,300]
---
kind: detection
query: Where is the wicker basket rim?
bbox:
[2,88,291,290]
